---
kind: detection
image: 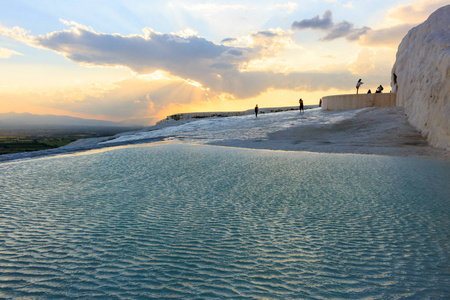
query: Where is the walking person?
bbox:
[254,104,259,118]
[299,98,304,113]
[356,79,363,94]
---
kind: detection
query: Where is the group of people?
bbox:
[367,85,384,94]
[253,78,384,118]
[356,79,384,94]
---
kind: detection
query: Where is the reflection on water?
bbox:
[1,143,449,299]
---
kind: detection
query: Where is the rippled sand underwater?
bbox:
[1,143,449,299]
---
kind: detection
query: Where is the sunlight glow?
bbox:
[0,0,438,125]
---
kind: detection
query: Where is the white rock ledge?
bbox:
[391,5,450,150]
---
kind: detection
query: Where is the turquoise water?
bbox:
[0,143,449,299]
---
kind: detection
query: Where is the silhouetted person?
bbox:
[319,98,322,107]
[356,79,363,94]
[299,98,304,113]
[254,104,259,118]
[376,85,384,93]
[367,89,371,94]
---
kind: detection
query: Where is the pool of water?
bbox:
[1,143,449,299]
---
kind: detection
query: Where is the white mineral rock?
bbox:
[391,5,450,150]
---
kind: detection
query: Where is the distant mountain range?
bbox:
[0,112,147,136]
[0,112,142,128]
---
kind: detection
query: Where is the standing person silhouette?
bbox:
[254,104,259,118]
[299,98,304,113]
[356,79,363,94]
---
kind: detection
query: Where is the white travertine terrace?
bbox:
[391,5,450,150]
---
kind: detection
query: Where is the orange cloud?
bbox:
[383,0,448,27]
[358,1,448,48]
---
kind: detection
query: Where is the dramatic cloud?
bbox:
[2,20,323,100]
[2,72,211,123]
[35,24,241,74]
[291,10,370,41]
[0,19,371,122]
[25,22,259,95]
[63,75,208,120]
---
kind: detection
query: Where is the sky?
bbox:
[0,0,447,125]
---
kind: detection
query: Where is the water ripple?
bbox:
[0,144,449,299]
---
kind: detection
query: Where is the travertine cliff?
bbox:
[391,5,449,150]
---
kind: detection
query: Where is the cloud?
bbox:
[6,21,307,99]
[34,24,239,74]
[274,2,298,14]
[383,0,448,27]
[20,22,258,98]
[222,28,295,58]
[1,65,357,124]
[347,47,397,91]
[0,25,27,39]
[290,4,439,47]
[359,24,414,48]
[323,21,370,41]
[291,10,333,30]
[291,10,370,41]
[32,72,211,121]
[0,70,214,124]
[0,20,322,99]
[343,2,354,9]
[0,47,22,59]
[357,1,447,48]
[0,19,368,122]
